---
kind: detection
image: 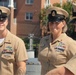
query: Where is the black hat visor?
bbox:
[48,14,65,22]
[69,18,76,24]
[0,13,7,21]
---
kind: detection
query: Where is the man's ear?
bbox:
[6,18,8,25]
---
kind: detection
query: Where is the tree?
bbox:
[39,6,51,37]
[39,7,49,26]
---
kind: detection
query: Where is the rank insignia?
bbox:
[6,46,13,51]
[2,46,13,54]
[55,42,66,52]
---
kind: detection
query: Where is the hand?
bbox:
[45,68,61,75]
[46,67,74,75]
[15,61,26,75]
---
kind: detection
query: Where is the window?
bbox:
[0,0,9,7]
[0,0,8,2]
[26,0,34,4]
[45,0,50,8]
[45,0,50,4]
[25,12,33,20]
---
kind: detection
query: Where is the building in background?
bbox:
[0,0,71,38]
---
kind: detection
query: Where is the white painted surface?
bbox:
[26,58,41,75]
[8,0,14,7]
[27,51,34,58]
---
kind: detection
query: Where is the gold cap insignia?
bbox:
[51,10,57,16]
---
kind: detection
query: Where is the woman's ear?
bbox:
[62,20,66,26]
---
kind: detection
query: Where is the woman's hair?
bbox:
[62,20,68,33]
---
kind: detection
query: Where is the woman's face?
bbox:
[49,21,65,35]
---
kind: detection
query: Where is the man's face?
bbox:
[0,18,8,32]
